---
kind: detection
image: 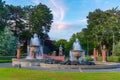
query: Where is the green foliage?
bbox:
[97,56,102,61]
[29,3,53,38]
[86,56,93,61]
[79,8,120,55]
[0,1,54,54]
[0,56,25,63]
[0,60,12,63]
[0,0,8,31]
[97,56,120,62]
[53,39,68,56]
[0,27,18,56]
[107,56,120,62]
[114,42,120,56]
[0,56,15,60]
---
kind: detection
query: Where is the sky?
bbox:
[3,0,120,40]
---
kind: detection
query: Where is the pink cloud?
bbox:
[51,22,68,31]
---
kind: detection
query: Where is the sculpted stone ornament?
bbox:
[59,45,63,56]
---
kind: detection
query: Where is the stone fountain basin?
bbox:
[40,62,120,69]
[12,58,120,69]
[71,50,83,58]
[29,45,39,52]
[12,58,44,67]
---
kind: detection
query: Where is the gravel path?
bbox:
[1,63,120,72]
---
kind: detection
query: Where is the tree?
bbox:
[0,0,9,31]
[29,3,53,39]
[114,41,120,56]
[0,27,18,56]
[54,39,68,56]
[86,8,120,55]
[6,5,27,36]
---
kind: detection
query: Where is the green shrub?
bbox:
[97,56,102,61]
[0,56,16,60]
[86,56,93,61]
[0,56,25,63]
[96,56,120,62]
[107,56,120,62]
[0,60,12,63]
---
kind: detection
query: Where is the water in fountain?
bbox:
[30,33,40,46]
[73,38,82,50]
[26,33,43,59]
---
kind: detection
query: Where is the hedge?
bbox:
[97,56,120,62]
[0,56,25,63]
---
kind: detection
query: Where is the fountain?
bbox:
[69,38,83,61]
[12,33,65,67]
[12,33,44,67]
[26,33,43,59]
[12,36,119,69]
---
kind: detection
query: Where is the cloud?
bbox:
[49,0,65,21]
[31,0,87,40]
[49,21,86,40]
[51,18,87,31]
[48,0,68,31]
[77,18,88,26]
[32,0,40,5]
[51,22,68,31]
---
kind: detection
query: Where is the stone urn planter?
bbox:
[71,50,83,60]
[29,45,39,58]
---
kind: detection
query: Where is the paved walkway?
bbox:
[1,63,120,72]
[0,63,13,68]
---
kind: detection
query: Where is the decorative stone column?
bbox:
[102,45,106,62]
[17,44,21,59]
[93,48,97,61]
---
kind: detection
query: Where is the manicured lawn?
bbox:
[0,68,120,80]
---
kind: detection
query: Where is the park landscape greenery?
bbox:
[1,0,120,79]
[0,0,120,59]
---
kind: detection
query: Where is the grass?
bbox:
[0,68,120,80]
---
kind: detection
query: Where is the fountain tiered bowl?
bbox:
[71,50,83,60]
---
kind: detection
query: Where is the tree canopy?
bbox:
[79,8,120,55]
[0,0,53,54]
[0,27,18,55]
[29,3,53,39]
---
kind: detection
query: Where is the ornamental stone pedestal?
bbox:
[102,45,106,62]
[17,44,21,59]
[93,48,98,61]
[17,49,21,59]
